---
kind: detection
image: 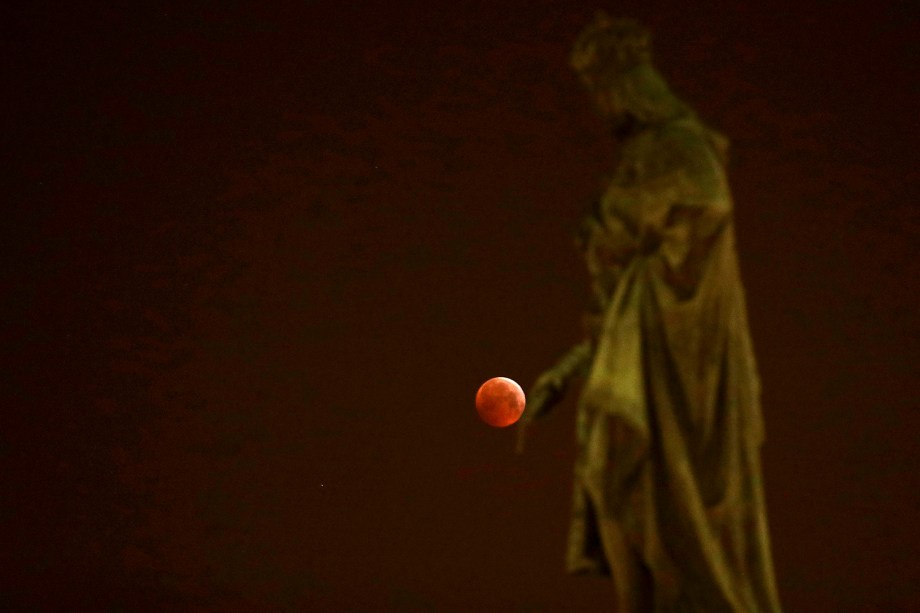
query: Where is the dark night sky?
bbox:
[3,1,918,610]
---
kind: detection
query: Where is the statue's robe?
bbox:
[567,116,783,612]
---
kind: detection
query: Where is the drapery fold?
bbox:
[566,119,780,612]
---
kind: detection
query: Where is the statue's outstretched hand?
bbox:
[515,341,592,454]
[516,372,565,455]
[522,372,564,423]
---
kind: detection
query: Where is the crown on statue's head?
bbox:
[570,12,652,86]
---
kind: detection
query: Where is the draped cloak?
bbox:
[566,116,782,612]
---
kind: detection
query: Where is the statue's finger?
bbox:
[515,423,528,455]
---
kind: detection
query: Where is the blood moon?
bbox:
[475,377,526,427]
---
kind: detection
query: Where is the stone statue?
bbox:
[519,13,783,612]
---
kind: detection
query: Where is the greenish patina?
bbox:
[522,13,782,613]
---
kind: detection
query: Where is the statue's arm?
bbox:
[521,340,593,422]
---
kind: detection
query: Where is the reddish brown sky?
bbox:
[4,1,918,610]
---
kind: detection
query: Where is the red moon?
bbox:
[475,377,526,427]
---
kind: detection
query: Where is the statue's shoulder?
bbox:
[656,119,729,167]
[654,119,711,154]
[641,119,728,182]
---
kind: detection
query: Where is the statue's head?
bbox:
[570,13,688,132]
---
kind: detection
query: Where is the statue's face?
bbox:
[578,70,625,121]
[593,88,624,119]
[595,90,634,137]
[578,69,637,137]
